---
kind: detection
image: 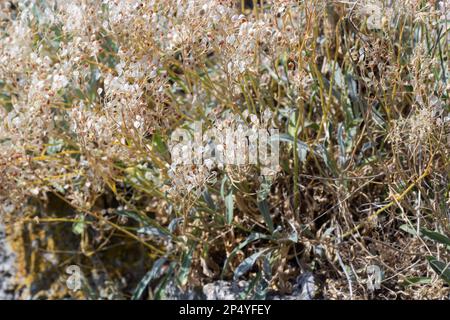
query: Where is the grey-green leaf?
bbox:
[257,199,274,234]
[426,256,450,284]
[221,177,233,225]
[178,247,194,287]
[132,257,167,300]
[403,277,432,286]
[221,233,270,277]
[399,224,419,237]
[233,249,270,281]
[203,190,216,211]
[421,228,450,249]
[72,218,85,235]
[225,191,234,225]
[271,133,310,162]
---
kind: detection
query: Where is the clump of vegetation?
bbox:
[0,0,449,299]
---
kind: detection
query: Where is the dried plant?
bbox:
[0,0,449,299]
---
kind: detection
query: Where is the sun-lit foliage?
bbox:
[0,0,449,299]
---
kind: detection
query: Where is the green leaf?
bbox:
[257,199,274,234]
[426,256,450,284]
[233,249,270,281]
[271,133,310,162]
[420,228,450,249]
[224,192,234,225]
[288,112,298,138]
[132,257,167,300]
[403,277,432,286]
[0,93,13,112]
[251,271,270,300]
[221,233,270,278]
[46,138,64,155]
[152,133,168,155]
[399,224,419,237]
[154,262,176,300]
[257,175,272,201]
[168,217,183,233]
[401,225,450,250]
[337,123,347,166]
[177,247,194,287]
[221,177,233,225]
[72,217,85,235]
[202,190,216,211]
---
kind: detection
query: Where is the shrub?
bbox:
[0,0,449,299]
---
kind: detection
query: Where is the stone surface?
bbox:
[203,280,249,300]
[0,220,316,300]
[202,274,316,300]
[0,223,18,299]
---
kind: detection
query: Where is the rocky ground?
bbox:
[0,223,315,300]
[0,223,18,299]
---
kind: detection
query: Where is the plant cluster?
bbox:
[0,0,449,299]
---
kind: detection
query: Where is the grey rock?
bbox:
[203,280,249,300]
[161,281,203,300]
[201,274,317,300]
[0,223,18,300]
[270,272,316,300]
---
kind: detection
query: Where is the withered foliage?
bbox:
[0,0,449,299]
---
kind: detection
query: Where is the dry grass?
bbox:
[0,0,449,299]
